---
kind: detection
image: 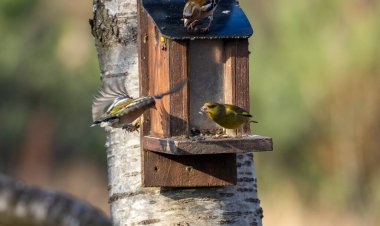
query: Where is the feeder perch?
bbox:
[138,0,273,187]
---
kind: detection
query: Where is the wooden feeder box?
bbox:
[138,0,273,187]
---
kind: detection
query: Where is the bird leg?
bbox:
[200,15,213,32]
[187,20,199,30]
[122,117,141,132]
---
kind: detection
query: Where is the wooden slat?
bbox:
[138,0,150,186]
[148,19,170,137]
[143,152,236,187]
[235,39,250,134]
[224,40,236,106]
[138,0,150,132]
[169,40,189,136]
[224,39,250,135]
[224,40,237,136]
[144,135,273,155]
[138,0,149,98]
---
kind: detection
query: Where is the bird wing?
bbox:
[92,81,131,121]
[153,79,188,99]
[225,104,252,118]
[107,98,135,116]
[201,0,218,12]
[183,1,197,18]
[92,79,186,123]
[93,97,140,125]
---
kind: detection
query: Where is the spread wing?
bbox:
[92,81,131,121]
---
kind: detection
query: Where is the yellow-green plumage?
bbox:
[201,102,257,129]
[91,79,187,131]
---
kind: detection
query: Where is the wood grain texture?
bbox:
[148,18,171,137]
[235,39,250,134]
[224,40,237,106]
[224,39,250,135]
[138,0,151,189]
[143,135,273,155]
[224,40,238,136]
[168,40,189,136]
[143,152,236,187]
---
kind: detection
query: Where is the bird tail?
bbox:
[153,79,188,99]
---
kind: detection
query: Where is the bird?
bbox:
[200,102,257,129]
[183,0,220,32]
[91,79,187,131]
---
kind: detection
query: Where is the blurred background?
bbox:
[0,0,379,225]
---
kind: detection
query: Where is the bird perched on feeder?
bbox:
[91,79,187,131]
[200,102,257,129]
[183,0,220,32]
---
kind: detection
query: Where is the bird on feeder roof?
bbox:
[183,0,220,32]
[91,79,187,131]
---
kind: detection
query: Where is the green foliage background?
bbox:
[0,0,105,170]
[0,0,379,224]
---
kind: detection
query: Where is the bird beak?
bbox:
[200,106,208,114]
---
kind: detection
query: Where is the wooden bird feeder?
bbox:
[138,0,273,187]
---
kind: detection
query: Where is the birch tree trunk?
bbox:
[90,0,264,225]
[0,174,111,226]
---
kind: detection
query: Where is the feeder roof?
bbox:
[141,0,253,40]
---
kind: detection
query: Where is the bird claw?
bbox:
[186,21,210,33]
[199,26,210,33]
[122,124,139,132]
[122,117,141,132]
[186,20,199,31]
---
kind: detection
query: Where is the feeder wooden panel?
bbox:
[137,0,272,187]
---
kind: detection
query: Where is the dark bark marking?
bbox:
[124,171,140,177]
[245,198,260,203]
[108,192,138,203]
[218,192,235,197]
[219,220,236,224]
[255,207,264,219]
[237,177,256,183]
[90,2,137,47]
[236,188,254,192]
[223,211,257,217]
[137,219,161,225]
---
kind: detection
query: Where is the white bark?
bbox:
[91,0,263,225]
[0,174,111,226]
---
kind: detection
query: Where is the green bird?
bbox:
[91,79,187,131]
[200,102,258,129]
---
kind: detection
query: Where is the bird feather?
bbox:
[92,81,131,121]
